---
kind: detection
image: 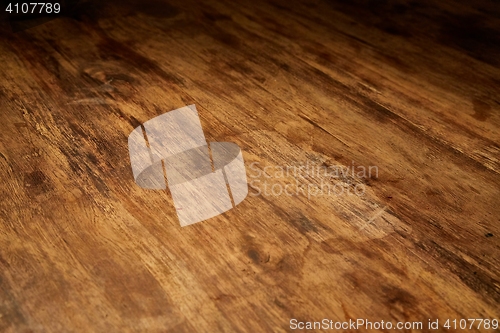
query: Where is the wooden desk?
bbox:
[0,0,499,331]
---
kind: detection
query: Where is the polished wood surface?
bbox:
[0,0,499,331]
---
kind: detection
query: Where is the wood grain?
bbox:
[0,0,499,331]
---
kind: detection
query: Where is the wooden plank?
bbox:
[0,0,499,331]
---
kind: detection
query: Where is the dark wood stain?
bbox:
[472,98,493,122]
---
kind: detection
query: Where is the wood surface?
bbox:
[0,0,499,331]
